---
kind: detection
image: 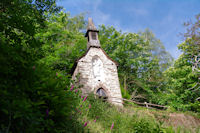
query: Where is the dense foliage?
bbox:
[161,15,200,112]
[0,0,199,132]
[99,26,173,102]
[0,0,81,132]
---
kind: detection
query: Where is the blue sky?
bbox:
[57,0,200,59]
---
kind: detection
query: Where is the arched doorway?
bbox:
[96,88,107,101]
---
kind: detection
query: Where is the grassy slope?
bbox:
[123,105,200,133]
[73,95,200,133]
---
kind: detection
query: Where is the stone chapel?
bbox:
[71,18,123,106]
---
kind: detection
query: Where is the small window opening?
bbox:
[91,32,97,40]
[96,88,107,101]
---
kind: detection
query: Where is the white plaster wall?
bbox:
[72,47,123,106]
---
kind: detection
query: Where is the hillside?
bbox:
[67,93,200,133]
[1,0,200,132]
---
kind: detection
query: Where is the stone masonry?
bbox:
[72,18,123,106]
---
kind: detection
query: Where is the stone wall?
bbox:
[72,47,123,106]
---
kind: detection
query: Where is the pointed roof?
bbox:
[87,18,97,30]
[85,18,99,37]
[70,46,118,75]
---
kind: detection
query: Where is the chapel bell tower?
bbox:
[85,18,101,49]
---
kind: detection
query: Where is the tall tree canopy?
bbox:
[98,26,173,102]
[162,14,200,112]
[0,1,83,132]
[139,29,174,71]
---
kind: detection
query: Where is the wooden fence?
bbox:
[91,94,168,110]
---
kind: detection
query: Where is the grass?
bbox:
[69,90,200,133]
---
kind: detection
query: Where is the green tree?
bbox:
[163,14,200,112]
[0,0,83,132]
[36,11,87,74]
[138,29,173,71]
[99,25,169,103]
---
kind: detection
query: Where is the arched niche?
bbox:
[96,88,107,100]
[92,56,104,82]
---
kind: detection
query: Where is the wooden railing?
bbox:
[90,94,168,110]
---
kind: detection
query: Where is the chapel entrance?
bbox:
[96,88,108,101]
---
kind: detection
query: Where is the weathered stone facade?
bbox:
[72,18,123,106]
